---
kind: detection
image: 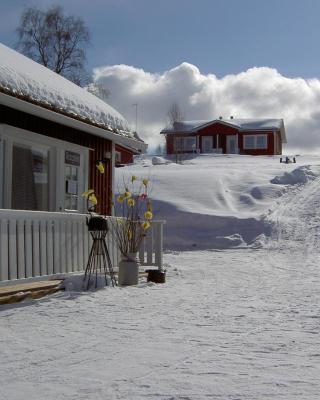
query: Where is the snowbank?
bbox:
[116,154,320,250]
[271,165,317,185]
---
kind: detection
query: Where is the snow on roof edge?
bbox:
[0,42,145,147]
[0,90,148,152]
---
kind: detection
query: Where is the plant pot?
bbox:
[118,253,139,286]
[145,269,166,284]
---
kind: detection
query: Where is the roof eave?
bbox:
[0,91,147,152]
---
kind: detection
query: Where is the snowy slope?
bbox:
[2,155,320,399]
[116,154,320,250]
[0,43,131,134]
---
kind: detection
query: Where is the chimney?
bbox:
[219,116,223,120]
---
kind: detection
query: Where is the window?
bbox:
[12,143,49,211]
[243,135,267,150]
[174,136,196,151]
[1,125,88,213]
[256,135,267,149]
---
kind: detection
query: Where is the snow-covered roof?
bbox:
[0,43,145,149]
[161,118,287,143]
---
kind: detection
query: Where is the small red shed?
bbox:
[161,118,287,156]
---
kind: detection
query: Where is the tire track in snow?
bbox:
[266,174,320,265]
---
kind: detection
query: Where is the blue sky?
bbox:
[1,0,320,78]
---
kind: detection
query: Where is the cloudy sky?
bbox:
[2,0,320,151]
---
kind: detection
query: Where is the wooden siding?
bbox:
[165,121,282,156]
[0,104,112,214]
[115,144,138,164]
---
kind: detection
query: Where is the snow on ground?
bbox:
[119,154,320,250]
[2,154,320,399]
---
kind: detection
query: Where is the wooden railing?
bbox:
[0,209,164,283]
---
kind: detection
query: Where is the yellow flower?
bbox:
[144,211,153,220]
[141,221,151,230]
[117,195,125,203]
[96,161,105,174]
[142,179,149,186]
[127,198,135,207]
[131,175,137,183]
[124,191,132,199]
[88,194,98,205]
[82,189,95,198]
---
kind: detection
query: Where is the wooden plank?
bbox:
[66,220,72,273]
[32,220,40,276]
[72,220,78,272]
[47,220,54,275]
[8,219,17,279]
[39,219,47,276]
[0,280,62,297]
[0,219,9,281]
[17,219,26,279]
[53,219,61,274]
[25,219,33,278]
[77,221,84,272]
[146,225,154,265]
[60,220,67,273]
[139,236,145,264]
[154,223,164,269]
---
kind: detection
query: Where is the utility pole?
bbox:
[132,103,138,132]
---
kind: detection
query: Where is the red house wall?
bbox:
[165,122,282,156]
[115,144,138,164]
[0,104,113,215]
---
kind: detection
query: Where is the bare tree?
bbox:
[16,5,90,86]
[167,102,183,128]
[86,82,110,101]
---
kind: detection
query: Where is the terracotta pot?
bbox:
[118,253,139,286]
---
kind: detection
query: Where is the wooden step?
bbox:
[0,280,63,298]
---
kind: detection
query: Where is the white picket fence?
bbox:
[0,209,164,283]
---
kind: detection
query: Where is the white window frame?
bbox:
[243,134,268,150]
[0,124,89,213]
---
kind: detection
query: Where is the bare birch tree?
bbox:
[16,5,90,86]
[167,102,183,128]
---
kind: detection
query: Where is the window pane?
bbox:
[184,137,196,151]
[256,135,267,149]
[12,144,49,211]
[244,136,255,149]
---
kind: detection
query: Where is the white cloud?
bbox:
[93,62,320,152]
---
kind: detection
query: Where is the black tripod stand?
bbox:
[83,216,117,290]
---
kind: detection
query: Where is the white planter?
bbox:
[118,253,139,286]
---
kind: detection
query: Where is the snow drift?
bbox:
[116,154,320,250]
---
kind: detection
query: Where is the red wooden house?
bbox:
[161,118,286,156]
[0,43,147,216]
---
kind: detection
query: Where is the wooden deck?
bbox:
[0,280,63,305]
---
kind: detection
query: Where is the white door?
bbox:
[202,136,213,153]
[226,135,237,154]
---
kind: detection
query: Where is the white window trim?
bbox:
[243,134,268,150]
[0,124,89,213]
